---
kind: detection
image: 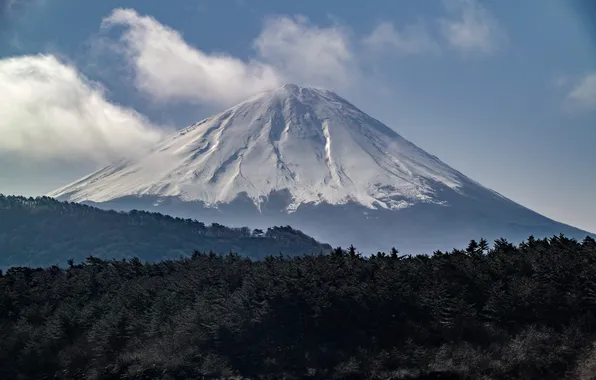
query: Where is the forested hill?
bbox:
[1,236,596,379]
[0,195,331,268]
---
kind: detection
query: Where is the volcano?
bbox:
[50,84,594,253]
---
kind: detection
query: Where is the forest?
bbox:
[1,234,596,379]
[0,195,331,268]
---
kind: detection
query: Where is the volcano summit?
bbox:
[50,84,593,253]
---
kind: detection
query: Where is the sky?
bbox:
[0,0,595,233]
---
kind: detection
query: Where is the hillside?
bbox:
[1,235,596,379]
[0,195,331,268]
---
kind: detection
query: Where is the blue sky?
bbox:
[0,0,595,233]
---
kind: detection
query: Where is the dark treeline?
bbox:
[0,195,331,267]
[2,235,596,379]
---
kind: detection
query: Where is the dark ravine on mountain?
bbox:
[49,84,594,253]
[0,195,331,268]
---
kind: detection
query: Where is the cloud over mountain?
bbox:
[101,9,282,107]
[439,0,505,55]
[0,54,164,193]
[100,9,358,108]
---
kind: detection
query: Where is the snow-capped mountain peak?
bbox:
[50,84,471,211]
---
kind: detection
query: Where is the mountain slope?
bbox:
[51,84,476,210]
[0,195,331,268]
[49,84,594,253]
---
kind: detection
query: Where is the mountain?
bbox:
[0,195,331,268]
[49,84,594,253]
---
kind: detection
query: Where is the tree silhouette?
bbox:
[0,234,595,379]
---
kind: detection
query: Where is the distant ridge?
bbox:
[0,194,331,268]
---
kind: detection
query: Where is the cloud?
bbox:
[100,8,282,107]
[96,5,508,109]
[363,21,440,55]
[96,6,505,110]
[567,73,596,110]
[439,0,504,55]
[99,9,360,107]
[0,54,164,166]
[254,15,356,90]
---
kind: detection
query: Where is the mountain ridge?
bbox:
[0,194,332,268]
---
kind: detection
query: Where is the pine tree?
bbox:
[466,240,479,255]
[390,247,399,259]
[348,245,357,258]
[332,247,345,258]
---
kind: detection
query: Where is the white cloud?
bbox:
[567,73,596,109]
[96,6,506,110]
[439,0,504,55]
[0,54,164,165]
[254,15,356,90]
[99,9,360,106]
[101,8,283,107]
[363,21,440,55]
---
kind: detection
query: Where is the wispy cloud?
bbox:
[363,0,504,58]
[95,5,506,108]
[363,21,440,56]
[254,15,357,90]
[0,54,164,165]
[99,9,361,107]
[100,9,282,107]
[567,73,596,110]
[439,0,504,55]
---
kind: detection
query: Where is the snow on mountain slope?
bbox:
[50,84,479,211]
